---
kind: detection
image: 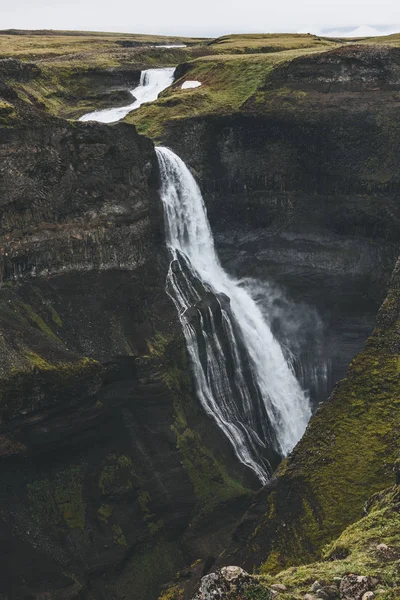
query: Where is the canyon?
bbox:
[0,29,400,600]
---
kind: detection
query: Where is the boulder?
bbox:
[271,583,287,592]
[311,581,322,592]
[192,566,259,600]
[339,575,376,600]
[317,586,338,599]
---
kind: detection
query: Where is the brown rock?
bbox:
[339,575,376,600]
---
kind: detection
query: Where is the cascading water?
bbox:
[79,67,175,124]
[156,146,312,484]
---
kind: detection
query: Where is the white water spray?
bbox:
[79,67,175,124]
[156,146,312,484]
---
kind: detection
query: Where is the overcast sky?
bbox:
[1,0,399,38]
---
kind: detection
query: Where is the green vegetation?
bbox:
[16,300,61,343]
[207,32,339,54]
[3,29,400,124]
[98,454,135,495]
[159,585,184,600]
[0,30,206,61]
[97,503,113,523]
[27,465,86,530]
[359,32,400,47]
[112,524,128,547]
[0,99,17,125]
[147,333,252,515]
[254,486,400,599]
[230,261,400,577]
[4,47,212,119]
[111,539,183,600]
[127,46,338,141]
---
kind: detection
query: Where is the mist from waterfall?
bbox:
[156,146,312,484]
[79,67,175,124]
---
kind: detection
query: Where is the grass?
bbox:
[2,29,400,123]
[126,46,340,141]
[126,31,400,142]
[255,486,400,599]
[1,44,216,119]
[207,33,340,54]
[0,30,206,61]
[359,33,400,47]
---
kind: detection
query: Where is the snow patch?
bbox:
[181,80,202,90]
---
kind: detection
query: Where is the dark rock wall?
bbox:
[0,112,255,600]
[162,47,400,402]
[158,45,400,586]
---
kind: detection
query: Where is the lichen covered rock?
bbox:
[192,566,261,600]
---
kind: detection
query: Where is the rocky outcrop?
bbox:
[191,567,259,600]
[264,45,400,92]
[0,116,158,284]
[0,57,143,118]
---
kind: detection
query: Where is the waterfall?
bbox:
[156,146,312,484]
[79,67,175,124]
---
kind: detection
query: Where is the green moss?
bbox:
[48,304,63,327]
[243,586,274,600]
[27,465,86,530]
[0,100,17,126]
[254,486,400,599]
[113,524,128,547]
[23,351,53,370]
[22,352,99,378]
[158,585,184,600]
[112,539,183,600]
[97,504,113,523]
[16,301,61,343]
[99,454,135,496]
[174,425,251,514]
[242,268,400,576]
[138,490,151,514]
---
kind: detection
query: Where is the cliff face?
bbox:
[154,45,400,590]
[162,45,400,406]
[0,93,255,600]
[3,41,400,600]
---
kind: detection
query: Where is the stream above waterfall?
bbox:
[79,67,175,123]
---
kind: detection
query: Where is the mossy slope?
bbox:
[221,257,400,575]
[255,485,400,599]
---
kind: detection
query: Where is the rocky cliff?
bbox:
[150,45,400,597]
[161,45,400,407]
[0,87,256,600]
[2,38,400,600]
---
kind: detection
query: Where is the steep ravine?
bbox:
[154,45,400,598]
[1,43,400,600]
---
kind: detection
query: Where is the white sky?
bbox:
[0,0,399,37]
